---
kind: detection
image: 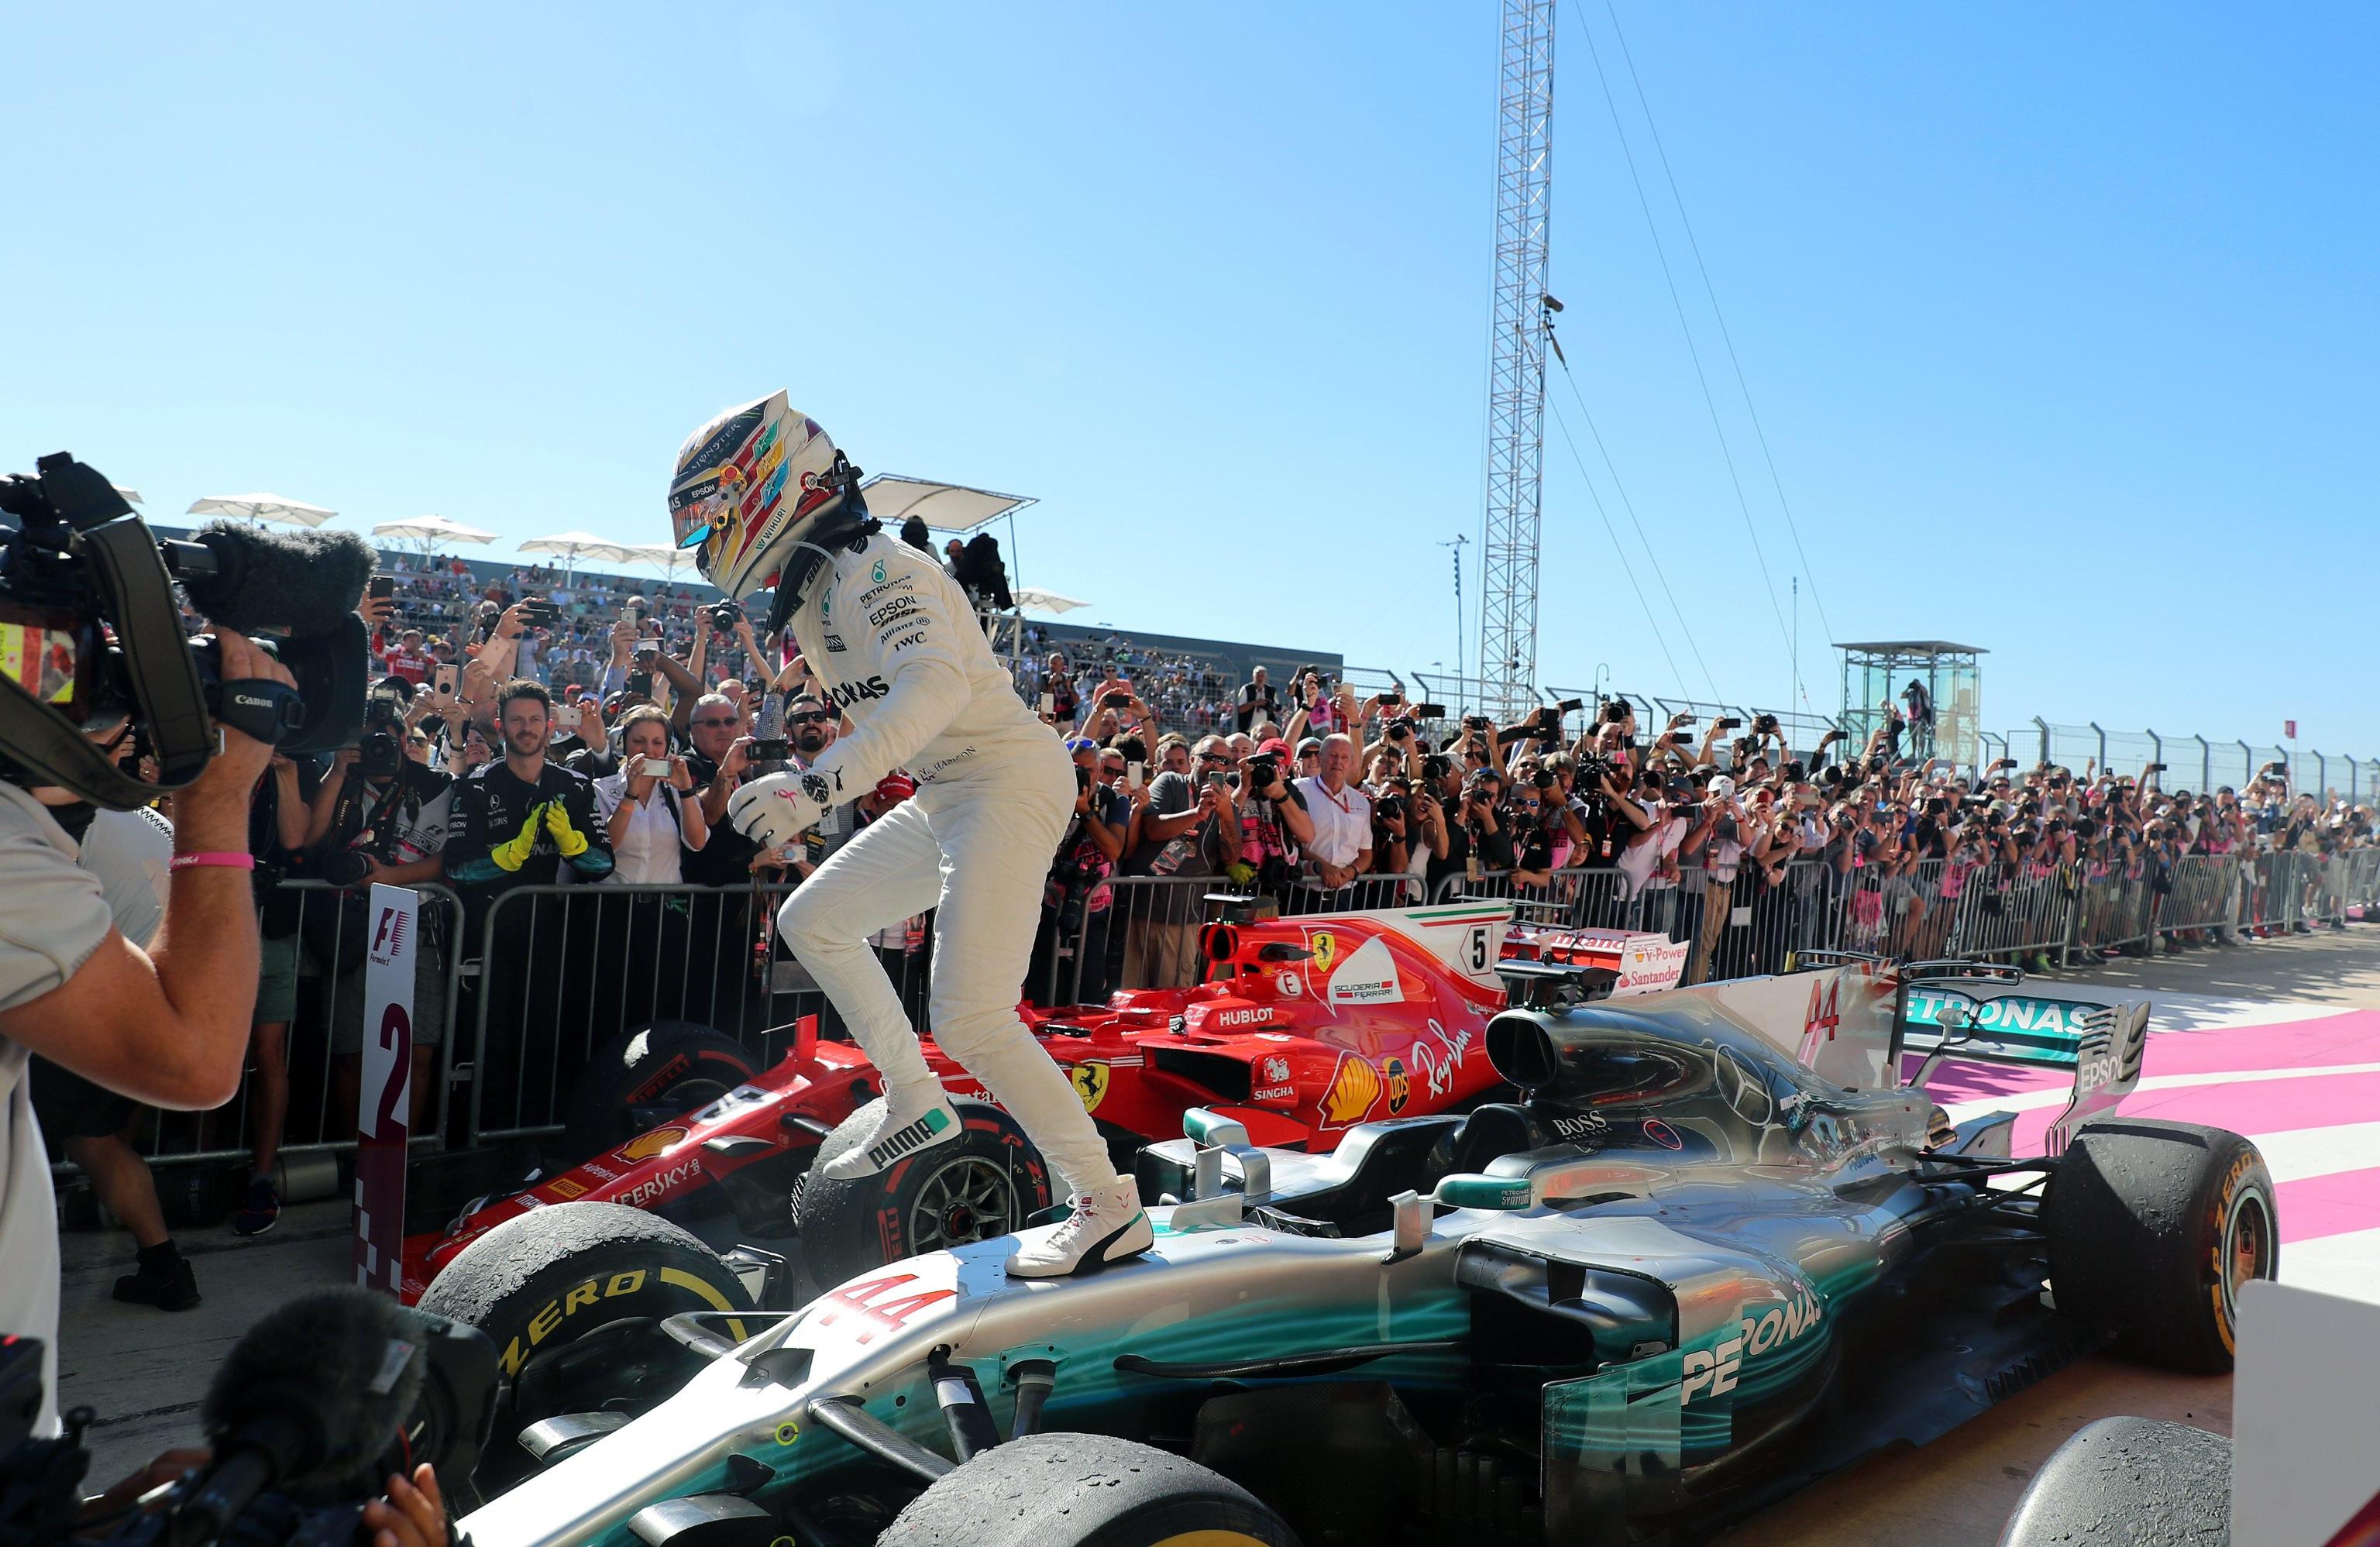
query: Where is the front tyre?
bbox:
[877,1433,1302,1547]
[794,1096,1052,1287]
[416,1202,758,1500]
[2045,1119,2277,1373]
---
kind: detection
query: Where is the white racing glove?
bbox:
[726,769,834,850]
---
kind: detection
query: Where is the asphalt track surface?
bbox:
[55,929,2380,1538]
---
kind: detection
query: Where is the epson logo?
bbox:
[868,596,920,630]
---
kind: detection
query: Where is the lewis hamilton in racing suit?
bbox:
[668,392,1150,1277]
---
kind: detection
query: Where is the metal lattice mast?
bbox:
[1478,0,1555,721]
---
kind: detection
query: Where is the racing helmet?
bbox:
[666,391,855,604]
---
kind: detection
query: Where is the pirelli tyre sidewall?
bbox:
[415,1202,757,1497]
[796,1096,1054,1290]
[2045,1119,2278,1374]
[877,1432,1299,1547]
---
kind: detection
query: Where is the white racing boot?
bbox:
[818,1082,962,1182]
[1005,1177,1154,1277]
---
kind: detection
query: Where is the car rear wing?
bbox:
[1897,975,2149,1154]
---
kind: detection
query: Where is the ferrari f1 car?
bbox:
[442,953,2278,1545]
[404,897,1689,1301]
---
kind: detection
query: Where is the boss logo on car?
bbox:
[1551,1112,1608,1142]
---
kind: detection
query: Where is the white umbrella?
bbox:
[371,514,498,555]
[187,492,339,528]
[1014,587,1089,615]
[624,542,703,582]
[517,530,641,582]
[112,485,143,506]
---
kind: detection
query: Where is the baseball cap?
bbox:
[1295,737,1323,755]
[873,772,917,803]
[1707,775,1738,799]
[1257,738,1292,758]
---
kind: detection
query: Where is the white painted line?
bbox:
[2250,1122,2380,1185]
[2279,1227,2380,1307]
[1943,1061,2380,1123]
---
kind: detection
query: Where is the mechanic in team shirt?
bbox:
[671,392,1150,1277]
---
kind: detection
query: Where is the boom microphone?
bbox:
[181,1290,427,1540]
[165,521,377,638]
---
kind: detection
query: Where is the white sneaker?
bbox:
[818,1088,961,1182]
[1004,1179,1154,1277]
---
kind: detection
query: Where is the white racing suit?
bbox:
[774,531,1119,1199]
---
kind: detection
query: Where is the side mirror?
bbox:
[1430,1173,1532,1212]
[1183,1109,1250,1150]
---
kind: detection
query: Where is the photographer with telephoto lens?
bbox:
[1,452,359,1435]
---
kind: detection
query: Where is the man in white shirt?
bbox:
[1291,733,1373,912]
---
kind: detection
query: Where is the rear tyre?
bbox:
[416,1202,758,1500]
[795,1096,1053,1288]
[561,1021,760,1160]
[878,1432,1302,1547]
[1998,1417,2230,1547]
[2045,1118,2277,1373]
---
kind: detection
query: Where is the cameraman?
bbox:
[2,632,293,1428]
[302,686,456,1133]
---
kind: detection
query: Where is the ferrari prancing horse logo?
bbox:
[1069,1061,1110,1114]
[1307,930,1338,978]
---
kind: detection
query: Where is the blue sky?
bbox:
[5,4,2375,754]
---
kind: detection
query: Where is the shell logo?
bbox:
[619,1125,690,1162]
[1319,1053,1381,1126]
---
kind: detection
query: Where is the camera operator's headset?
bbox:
[0,455,283,811]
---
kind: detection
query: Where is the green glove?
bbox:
[545,797,590,859]
[491,803,545,872]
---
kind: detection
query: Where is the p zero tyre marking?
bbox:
[659,1266,748,1342]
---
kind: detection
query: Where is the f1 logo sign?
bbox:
[370,906,408,966]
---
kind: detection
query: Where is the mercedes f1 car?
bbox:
[439,952,2278,1545]
[404,897,1689,1301]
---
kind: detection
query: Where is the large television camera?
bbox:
[0,452,374,810]
[0,1291,494,1547]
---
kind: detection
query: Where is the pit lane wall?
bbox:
[71,848,2380,1167]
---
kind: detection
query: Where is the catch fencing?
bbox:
[94,849,2380,1170]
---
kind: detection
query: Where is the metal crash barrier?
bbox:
[92,844,2380,1168]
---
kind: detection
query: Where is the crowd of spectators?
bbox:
[110,539,2380,1260]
